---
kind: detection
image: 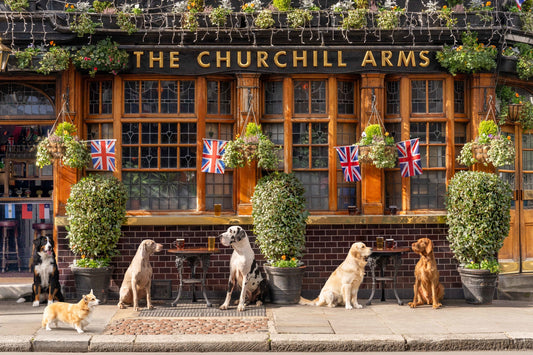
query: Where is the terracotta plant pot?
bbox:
[507,104,523,122]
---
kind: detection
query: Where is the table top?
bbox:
[168,248,220,254]
[370,247,411,255]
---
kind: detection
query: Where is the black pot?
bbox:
[71,266,113,304]
[458,267,498,305]
[264,265,305,304]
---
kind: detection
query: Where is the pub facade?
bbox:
[0,0,531,300]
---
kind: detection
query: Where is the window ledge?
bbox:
[54,213,446,226]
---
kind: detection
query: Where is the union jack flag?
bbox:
[516,0,525,9]
[201,139,228,174]
[90,139,116,171]
[396,138,423,178]
[335,145,361,182]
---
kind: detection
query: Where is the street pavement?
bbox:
[1,297,533,352]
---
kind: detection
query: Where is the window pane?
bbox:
[293,147,309,168]
[180,146,196,168]
[311,81,326,114]
[410,171,446,209]
[337,81,355,115]
[337,171,356,210]
[428,80,443,113]
[454,80,465,114]
[292,122,307,144]
[263,123,284,169]
[429,122,445,143]
[141,123,158,144]
[411,80,426,113]
[294,171,328,210]
[205,172,233,210]
[89,82,99,115]
[429,146,446,167]
[161,147,177,168]
[122,123,139,144]
[141,81,159,113]
[385,170,401,210]
[140,146,158,168]
[265,81,283,115]
[0,83,55,116]
[161,81,178,114]
[207,81,218,114]
[101,81,112,114]
[180,80,195,113]
[124,81,139,114]
[386,81,400,115]
[410,122,426,143]
[294,81,309,114]
[219,81,232,114]
[337,122,356,146]
[181,122,197,144]
[161,123,178,144]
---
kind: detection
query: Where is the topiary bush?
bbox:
[66,174,128,268]
[251,172,309,266]
[446,171,512,272]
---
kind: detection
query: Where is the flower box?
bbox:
[507,103,522,122]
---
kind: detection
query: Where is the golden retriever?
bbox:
[300,242,371,309]
[408,237,444,309]
[42,289,99,333]
[118,239,163,311]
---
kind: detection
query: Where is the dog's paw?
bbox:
[354,303,363,309]
[432,303,442,309]
[345,304,353,310]
[32,300,40,307]
[408,302,417,308]
[219,304,229,310]
[45,326,52,331]
[237,303,246,312]
[47,300,54,306]
[255,300,263,306]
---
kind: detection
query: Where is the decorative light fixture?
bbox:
[0,38,12,72]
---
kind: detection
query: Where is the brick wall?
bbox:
[57,223,463,301]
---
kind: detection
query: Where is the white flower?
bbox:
[172,0,188,13]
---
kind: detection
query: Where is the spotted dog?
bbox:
[219,226,269,311]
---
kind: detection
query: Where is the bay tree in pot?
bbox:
[251,172,309,304]
[66,174,128,303]
[446,171,512,304]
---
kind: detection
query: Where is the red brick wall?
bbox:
[57,223,462,300]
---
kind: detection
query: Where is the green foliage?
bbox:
[457,134,515,168]
[436,31,497,76]
[446,171,512,270]
[251,172,309,265]
[287,8,313,28]
[516,44,533,81]
[271,256,300,267]
[518,101,533,131]
[182,12,199,31]
[478,120,498,138]
[362,124,382,144]
[56,122,77,136]
[66,174,128,268]
[14,44,42,69]
[222,123,280,170]
[73,37,129,77]
[356,124,396,168]
[92,0,114,13]
[255,9,275,29]
[187,0,204,12]
[376,6,405,30]
[5,0,28,11]
[273,0,291,11]
[523,0,533,12]
[341,8,368,30]
[209,6,231,26]
[70,12,102,37]
[37,46,71,75]
[465,259,500,273]
[496,85,516,105]
[117,12,138,34]
[36,122,91,169]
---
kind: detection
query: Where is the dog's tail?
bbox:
[299,296,318,306]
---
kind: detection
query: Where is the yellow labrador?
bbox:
[301,242,371,309]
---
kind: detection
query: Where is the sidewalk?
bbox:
[1,298,533,352]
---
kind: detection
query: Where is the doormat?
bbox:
[139,302,266,318]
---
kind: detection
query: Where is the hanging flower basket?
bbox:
[471,143,490,165]
[507,104,523,122]
[47,141,66,159]
[357,145,372,163]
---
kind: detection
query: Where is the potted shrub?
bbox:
[222,122,279,170]
[66,174,128,303]
[355,124,397,168]
[251,172,309,304]
[36,122,91,169]
[446,170,512,304]
[456,120,515,168]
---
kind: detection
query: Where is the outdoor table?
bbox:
[366,247,410,306]
[168,247,220,308]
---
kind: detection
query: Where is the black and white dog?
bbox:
[219,226,269,311]
[31,236,64,307]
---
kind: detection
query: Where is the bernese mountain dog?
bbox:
[31,235,64,307]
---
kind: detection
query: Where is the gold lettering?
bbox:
[313,51,318,67]
[133,51,144,68]
[338,51,346,67]
[216,51,231,68]
[398,51,416,67]
[361,51,377,67]
[197,51,210,68]
[381,51,393,66]
[293,51,307,67]
[257,51,268,67]
[419,51,430,67]
[149,51,164,69]
[169,52,180,68]
[237,51,251,68]
[323,51,332,67]
[274,51,287,68]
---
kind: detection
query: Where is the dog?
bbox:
[118,239,163,311]
[219,226,269,311]
[42,289,99,333]
[408,237,445,309]
[300,242,371,309]
[31,235,64,307]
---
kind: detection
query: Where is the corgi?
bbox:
[41,289,99,334]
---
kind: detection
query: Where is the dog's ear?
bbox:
[33,237,42,247]
[235,227,247,242]
[350,243,360,258]
[140,240,149,258]
[425,238,433,255]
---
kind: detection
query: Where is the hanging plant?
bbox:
[5,0,28,11]
[73,37,129,77]
[457,120,515,167]
[182,12,199,31]
[36,44,71,75]
[355,124,397,168]
[14,44,42,70]
[209,6,231,27]
[341,8,368,30]
[222,122,280,170]
[255,8,275,28]
[36,122,91,169]
[287,8,313,28]
[116,4,142,35]
[376,6,405,30]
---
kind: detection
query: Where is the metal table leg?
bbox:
[391,254,404,305]
[200,254,212,307]
[171,256,185,306]
[366,257,377,305]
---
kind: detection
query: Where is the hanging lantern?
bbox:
[0,38,11,72]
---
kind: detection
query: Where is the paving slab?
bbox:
[0,335,33,352]
[133,334,270,352]
[404,333,513,351]
[89,334,135,352]
[270,334,406,352]
[32,332,91,352]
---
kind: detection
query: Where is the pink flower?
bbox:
[84,57,89,61]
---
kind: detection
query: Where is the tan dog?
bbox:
[408,237,445,309]
[42,289,99,333]
[300,242,371,309]
[118,239,163,311]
